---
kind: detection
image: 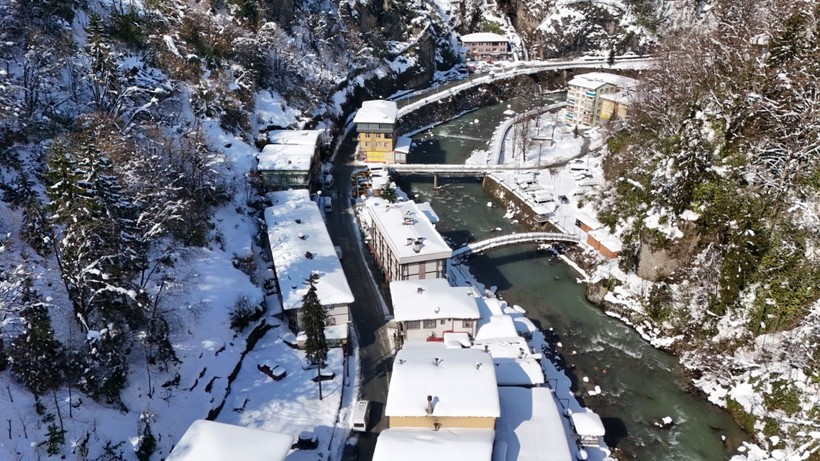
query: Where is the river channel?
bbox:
[395,96,747,460]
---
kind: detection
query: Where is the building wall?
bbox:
[401,318,477,342]
[358,130,396,163]
[389,416,495,430]
[368,221,447,282]
[586,235,619,259]
[465,41,510,61]
[294,304,349,330]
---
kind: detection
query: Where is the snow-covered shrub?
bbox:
[229,295,263,332]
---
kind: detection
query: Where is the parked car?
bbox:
[294,431,318,450]
[341,437,359,461]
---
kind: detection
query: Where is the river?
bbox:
[394,96,747,460]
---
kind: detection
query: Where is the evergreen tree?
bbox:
[8,281,64,396]
[767,7,809,68]
[301,274,328,368]
[607,47,615,67]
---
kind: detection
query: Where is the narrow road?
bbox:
[325,140,393,461]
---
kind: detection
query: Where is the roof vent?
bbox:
[433,357,441,366]
[476,362,482,370]
[434,306,440,313]
[398,359,405,365]
[406,237,415,246]
[298,232,306,240]
[413,238,423,253]
[305,251,313,260]
[417,287,424,294]
[426,395,433,415]
[295,219,302,224]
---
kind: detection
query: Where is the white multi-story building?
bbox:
[460,32,511,62]
[264,190,353,344]
[257,129,325,190]
[362,198,452,282]
[390,279,480,343]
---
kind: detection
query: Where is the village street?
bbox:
[326,139,394,461]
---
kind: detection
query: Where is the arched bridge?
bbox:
[452,232,581,258]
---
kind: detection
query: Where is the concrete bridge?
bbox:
[396,57,656,119]
[452,232,581,258]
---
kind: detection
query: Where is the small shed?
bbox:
[571,411,606,447]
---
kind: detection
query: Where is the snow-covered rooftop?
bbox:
[267,129,323,146]
[476,315,520,342]
[390,279,480,322]
[460,32,509,43]
[588,228,622,252]
[386,343,499,418]
[166,419,292,461]
[395,135,412,154]
[574,211,603,230]
[473,336,545,386]
[497,388,573,461]
[353,100,398,125]
[414,201,440,224]
[568,72,638,91]
[257,144,316,171]
[372,428,495,461]
[365,198,452,263]
[264,190,353,310]
[571,411,606,437]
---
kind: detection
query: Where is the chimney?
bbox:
[413,239,422,253]
[426,395,433,415]
[433,357,441,366]
[475,361,482,370]
[406,237,415,246]
[417,286,424,294]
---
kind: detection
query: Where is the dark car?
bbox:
[341,437,359,461]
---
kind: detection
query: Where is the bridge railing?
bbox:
[452,232,580,257]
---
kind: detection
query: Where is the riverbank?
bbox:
[393,94,750,459]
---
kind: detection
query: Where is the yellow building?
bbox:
[354,100,398,163]
[385,343,499,430]
[599,91,631,122]
[566,72,637,126]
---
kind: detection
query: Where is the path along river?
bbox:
[395,96,747,460]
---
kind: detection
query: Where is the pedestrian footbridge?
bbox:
[451,232,580,258]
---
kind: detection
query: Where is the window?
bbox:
[423,319,436,329]
[326,317,337,326]
[440,319,446,325]
[405,321,421,330]
[462,320,472,328]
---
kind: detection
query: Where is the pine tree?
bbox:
[301,274,328,368]
[8,281,64,396]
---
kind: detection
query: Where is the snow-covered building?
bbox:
[573,212,621,259]
[256,144,318,190]
[167,419,293,461]
[599,90,633,123]
[473,315,545,387]
[566,73,638,126]
[385,342,500,430]
[460,32,511,62]
[372,428,495,461]
[362,198,452,282]
[571,411,607,448]
[496,388,573,461]
[264,190,353,344]
[390,279,480,343]
[257,129,326,190]
[354,100,399,163]
[267,129,325,147]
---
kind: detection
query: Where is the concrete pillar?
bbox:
[433,174,438,189]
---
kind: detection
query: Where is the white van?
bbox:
[352,400,371,432]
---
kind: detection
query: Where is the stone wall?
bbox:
[481,175,561,232]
